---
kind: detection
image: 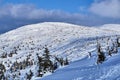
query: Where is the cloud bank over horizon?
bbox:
[89,0,120,18]
[0,0,120,34]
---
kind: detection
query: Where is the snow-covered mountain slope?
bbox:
[0,22,120,80]
[0,22,119,61]
[100,24,120,32]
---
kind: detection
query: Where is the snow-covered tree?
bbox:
[117,38,120,47]
[42,48,53,71]
[26,70,33,80]
[64,57,69,65]
[0,62,6,80]
[36,54,44,77]
[97,43,106,64]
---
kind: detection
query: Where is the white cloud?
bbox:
[0,4,90,22]
[89,0,120,18]
[0,4,84,19]
[79,6,87,12]
[0,4,36,18]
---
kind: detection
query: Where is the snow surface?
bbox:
[0,22,120,80]
[41,48,120,80]
[100,24,120,32]
[0,22,119,61]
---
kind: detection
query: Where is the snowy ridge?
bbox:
[0,22,120,80]
[0,22,119,60]
[100,24,120,32]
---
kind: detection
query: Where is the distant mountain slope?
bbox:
[100,24,120,32]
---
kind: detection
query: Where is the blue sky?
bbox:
[0,0,120,33]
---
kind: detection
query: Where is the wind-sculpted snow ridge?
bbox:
[0,22,120,80]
